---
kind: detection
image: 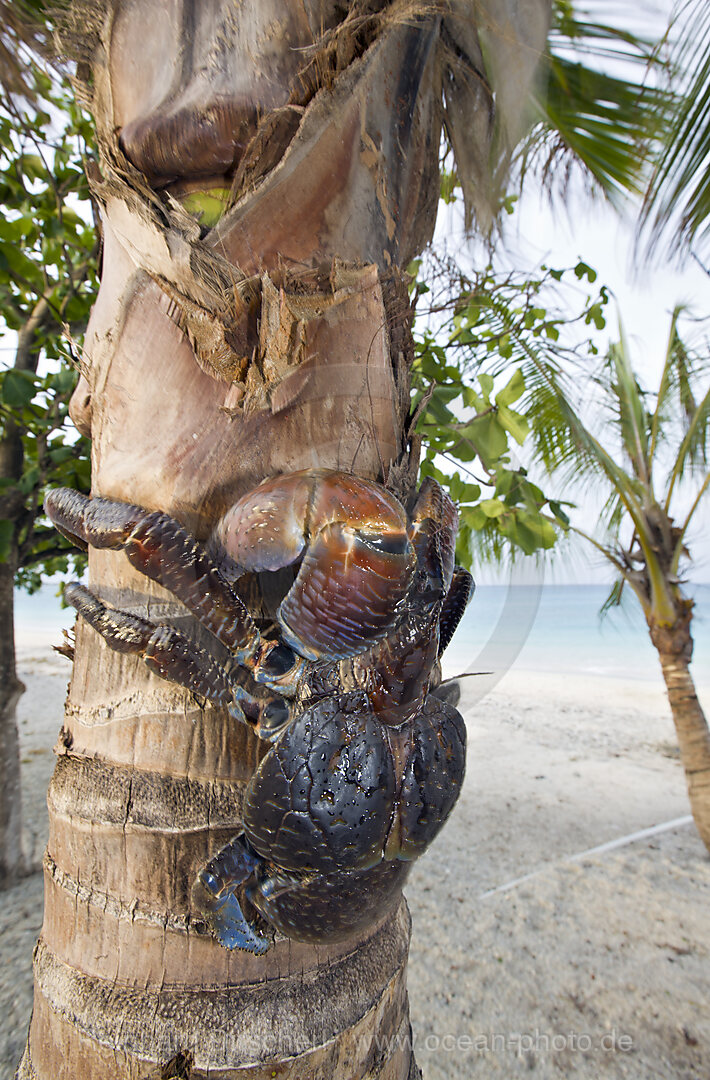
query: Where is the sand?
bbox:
[1,653,708,1079]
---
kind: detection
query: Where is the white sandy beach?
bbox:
[1,649,709,1078]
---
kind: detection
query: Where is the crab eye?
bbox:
[355,531,410,556]
[266,643,297,675]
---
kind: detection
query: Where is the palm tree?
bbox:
[540,309,710,851]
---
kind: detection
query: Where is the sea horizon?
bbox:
[13,581,710,690]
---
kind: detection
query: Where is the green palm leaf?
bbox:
[519,3,666,205]
[641,0,710,256]
[666,382,710,511]
[607,327,651,488]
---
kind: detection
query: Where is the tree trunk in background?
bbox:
[1,299,49,887]
[18,1,550,1074]
[651,606,710,853]
[0,555,23,887]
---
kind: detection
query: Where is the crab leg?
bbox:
[352,480,471,723]
[64,583,292,739]
[45,489,262,662]
[65,583,243,710]
[407,477,458,599]
[195,835,269,953]
[438,567,474,655]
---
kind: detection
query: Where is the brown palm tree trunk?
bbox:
[17,2,550,1072]
[651,606,710,853]
[17,5,441,1076]
[0,554,24,887]
[17,250,421,1080]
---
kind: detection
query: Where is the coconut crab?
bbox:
[45,469,473,953]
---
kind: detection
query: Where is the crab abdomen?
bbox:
[243,695,396,874]
[243,694,466,875]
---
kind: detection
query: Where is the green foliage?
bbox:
[409,255,613,566]
[441,1,667,223]
[533,308,710,626]
[522,3,667,206]
[0,71,98,591]
[641,0,710,259]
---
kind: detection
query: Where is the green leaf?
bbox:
[432,384,462,405]
[585,302,606,330]
[574,260,597,283]
[497,404,530,445]
[458,414,508,466]
[18,466,40,494]
[440,169,459,204]
[478,373,495,399]
[449,474,481,503]
[462,385,483,410]
[494,371,523,412]
[47,368,77,395]
[1,369,38,407]
[478,499,506,518]
[48,445,76,464]
[461,505,488,531]
[549,500,571,526]
[500,509,557,556]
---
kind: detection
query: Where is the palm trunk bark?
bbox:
[651,606,710,853]
[17,251,421,1080]
[18,6,435,1076]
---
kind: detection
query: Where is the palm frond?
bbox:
[674,470,710,563]
[665,381,710,509]
[649,305,683,461]
[641,0,710,258]
[600,489,625,535]
[518,4,666,206]
[600,575,625,615]
[607,327,650,487]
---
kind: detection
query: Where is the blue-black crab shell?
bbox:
[248,859,412,945]
[242,692,466,875]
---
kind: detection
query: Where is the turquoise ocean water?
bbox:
[442,582,710,687]
[14,582,710,687]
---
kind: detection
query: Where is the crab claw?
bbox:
[211,470,417,661]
